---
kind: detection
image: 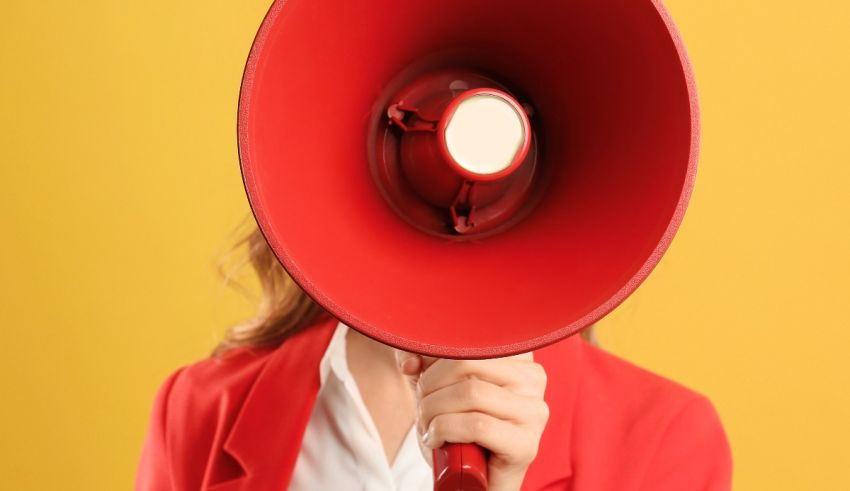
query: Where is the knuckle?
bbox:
[537,401,551,424]
[513,351,534,362]
[528,362,547,388]
[506,446,535,466]
[469,413,490,439]
[457,360,477,378]
[521,441,540,463]
[511,435,540,465]
[428,414,447,438]
[461,379,483,404]
[513,451,531,465]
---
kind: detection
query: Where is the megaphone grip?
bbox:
[433,442,488,491]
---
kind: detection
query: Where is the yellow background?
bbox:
[1,1,848,489]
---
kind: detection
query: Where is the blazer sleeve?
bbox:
[642,396,733,491]
[136,367,185,491]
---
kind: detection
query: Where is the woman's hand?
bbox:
[395,351,549,491]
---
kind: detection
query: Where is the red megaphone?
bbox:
[237,1,698,489]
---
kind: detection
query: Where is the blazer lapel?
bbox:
[215,311,338,490]
[523,334,583,488]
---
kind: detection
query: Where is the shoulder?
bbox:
[143,345,275,444]
[165,344,276,415]
[136,343,279,489]
[162,312,337,417]
[572,342,733,489]
[151,311,338,434]
[156,346,279,473]
[137,314,338,489]
[578,341,708,417]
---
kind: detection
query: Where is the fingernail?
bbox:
[421,430,432,447]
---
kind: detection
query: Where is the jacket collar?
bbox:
[216,311,581,489]
[218,311,338,489]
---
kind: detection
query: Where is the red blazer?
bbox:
[137,312,732,490]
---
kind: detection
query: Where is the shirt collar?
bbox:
[221,311,338,488]
[318,320,350,388]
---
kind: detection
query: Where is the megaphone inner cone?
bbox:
[377,72,540,237]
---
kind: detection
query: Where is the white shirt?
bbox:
[289,321,433,490]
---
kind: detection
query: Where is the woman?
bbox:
[136,228,732,490]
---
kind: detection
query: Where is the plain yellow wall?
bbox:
[1,1,848,489]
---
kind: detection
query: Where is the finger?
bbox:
[418,352,530,372]
[394,350,423,376]
[394,352,445,376]
[418,378,548,432]
[418,357,546,399]
[422,412,540,466]
[418,355,440,371]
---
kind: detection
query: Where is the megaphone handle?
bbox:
[433,442,488,491]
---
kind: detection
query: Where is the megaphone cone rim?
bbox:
[236,0,700,358]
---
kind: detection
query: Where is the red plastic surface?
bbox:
[434,443,488,491]
[378,70,539,236]
[238,0,698,360]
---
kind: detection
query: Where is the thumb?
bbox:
[395,350,424,377]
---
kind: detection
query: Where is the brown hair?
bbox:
[214,223,596,356]
[212,226,324,357]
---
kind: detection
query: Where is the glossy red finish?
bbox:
[434,443,488,491]
[238,0,698,359]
